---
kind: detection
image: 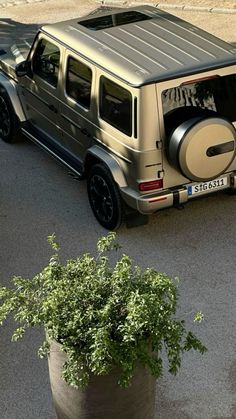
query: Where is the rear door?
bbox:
[158,71,236,186]
[59,51,95,162]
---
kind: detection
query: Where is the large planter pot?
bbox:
[48,341,156,419]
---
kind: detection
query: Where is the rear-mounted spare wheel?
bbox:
[168,117,236,182]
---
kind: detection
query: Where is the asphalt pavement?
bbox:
[0,1,236,418]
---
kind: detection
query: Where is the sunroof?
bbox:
[79,11,151,31]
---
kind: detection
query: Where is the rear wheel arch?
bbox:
[84,146,127,188]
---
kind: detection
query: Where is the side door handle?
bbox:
[48,104,58,113]
[81,127,91,138]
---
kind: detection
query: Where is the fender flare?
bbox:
[86,145,128,188]
[0,73,26,122]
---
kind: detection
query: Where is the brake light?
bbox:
[139,179,163,191]
[181,75,219,86]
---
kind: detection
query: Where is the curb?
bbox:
[0,0,236,14]
[0,0,46,7]
[98,1,236,14]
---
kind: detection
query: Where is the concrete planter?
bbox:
[48,341,156,419]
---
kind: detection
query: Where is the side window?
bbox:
[32,38,60,88]
[99,77,132,136]
[66,57,92,109]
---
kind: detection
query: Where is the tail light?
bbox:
[139,179,163,192]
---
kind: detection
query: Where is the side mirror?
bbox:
[15,60,32,77]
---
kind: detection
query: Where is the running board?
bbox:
[21,127,84,179]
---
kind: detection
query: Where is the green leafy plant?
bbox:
[0,233,206,388]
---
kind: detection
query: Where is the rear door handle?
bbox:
[81,127,91,138]
[48,104,58,113]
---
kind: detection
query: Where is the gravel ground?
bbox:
[0,0,235,43]
[0,0,235,8]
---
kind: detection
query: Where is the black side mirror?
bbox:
[15,60,32,77]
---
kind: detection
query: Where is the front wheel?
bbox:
[87,164,123,230]
[0,91,19,143]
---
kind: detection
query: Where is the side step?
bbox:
[21,127,84,180]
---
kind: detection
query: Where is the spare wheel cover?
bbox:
[168,117,236,182]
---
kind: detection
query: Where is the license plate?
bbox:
[188,176,228,196]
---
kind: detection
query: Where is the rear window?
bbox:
[162,74,236,136]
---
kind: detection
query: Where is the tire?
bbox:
[167,115,236,182]
[0,91,19,143]
[87,164,123,230]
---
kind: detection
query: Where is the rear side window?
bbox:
[66,57,92,109]
[99,77,132,136]
[32,38,60,88]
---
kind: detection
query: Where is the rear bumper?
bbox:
[120,171,236,215]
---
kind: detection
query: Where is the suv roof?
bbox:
[42,5,236,87]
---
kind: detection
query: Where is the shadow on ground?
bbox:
[0,7,115,56]
[0,18,39,54]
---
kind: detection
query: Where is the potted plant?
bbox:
[0,233,206,419]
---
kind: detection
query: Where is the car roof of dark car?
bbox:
[41,5,236,87]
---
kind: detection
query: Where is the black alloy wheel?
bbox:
[0,91,18,143]
[87,164,123,230]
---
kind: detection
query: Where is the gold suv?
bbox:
[0,6,236,229]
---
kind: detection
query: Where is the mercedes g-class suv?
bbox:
[0,6,236,229]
